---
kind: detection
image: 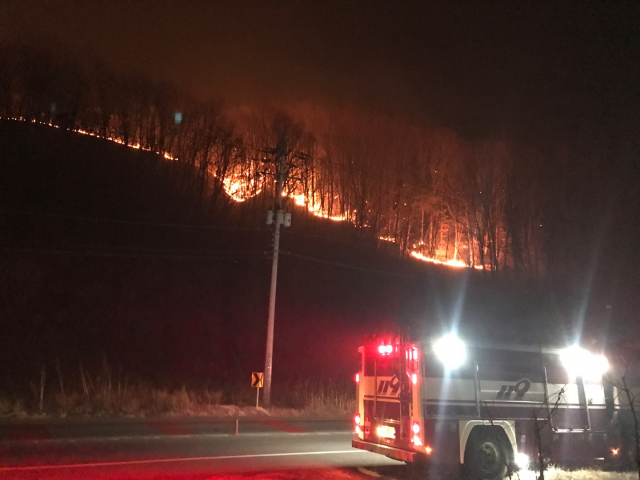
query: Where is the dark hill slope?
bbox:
[0,120,588,394]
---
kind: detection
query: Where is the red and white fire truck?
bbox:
[352,333,622,479]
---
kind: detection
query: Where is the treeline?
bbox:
[1,42,586,276]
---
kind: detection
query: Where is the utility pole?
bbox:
[263,135,289,407]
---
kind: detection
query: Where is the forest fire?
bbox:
[378,234,482,269]
[410,251,483,270]
[222,170,262,202]
[223,176,258,202]
[3,116,483,271]
[18,117,179,162]
[289,193,347,222]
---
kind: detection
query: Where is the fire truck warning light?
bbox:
[378,344,393,356]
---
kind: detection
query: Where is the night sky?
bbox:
[1,1,640,330]
[1,1,638,150]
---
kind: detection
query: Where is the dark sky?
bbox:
[1,1,638,147]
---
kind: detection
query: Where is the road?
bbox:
[0,417,403,479]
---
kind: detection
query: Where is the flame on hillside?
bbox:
[288,192,347,222]
[222,167,262,202]
[16,117,178,161]
[410,251,483,270]
[5,117,481,270]
[377,235,483,270]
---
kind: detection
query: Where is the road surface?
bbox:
[0,417,403,479]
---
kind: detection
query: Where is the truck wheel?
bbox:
[464,428,513,480]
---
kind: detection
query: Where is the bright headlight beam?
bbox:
[515,452,530,471]
[559,345,609,381]
[433,334,467,370]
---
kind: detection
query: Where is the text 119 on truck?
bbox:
[352,333,633,479]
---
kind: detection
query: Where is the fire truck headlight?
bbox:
[592,354,609,377]
[515,452,530,470]
[433,334,467,370]
[559,345,609,381]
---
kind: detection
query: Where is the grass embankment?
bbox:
[0,363,353,418]
[519,469,638,480]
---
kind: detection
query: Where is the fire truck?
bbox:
[352,334,621,479]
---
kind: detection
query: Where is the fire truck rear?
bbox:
[352,334,619,479]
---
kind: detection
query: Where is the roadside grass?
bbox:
[0,363,354,418]
[278,379,355,416]
[519,468,638,479]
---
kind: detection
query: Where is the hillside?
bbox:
[0,120,616,398]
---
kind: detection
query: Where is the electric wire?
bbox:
[280,250,420,280]
[1,211,269,231]
[285,229,379,247]
[4,246,270,260]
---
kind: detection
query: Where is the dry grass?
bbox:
[285,380,354,416]
[0,364,353,418]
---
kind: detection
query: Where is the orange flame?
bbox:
[410,251,483,270]
[222,171,262,202]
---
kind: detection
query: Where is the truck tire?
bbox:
[464,427,514,480]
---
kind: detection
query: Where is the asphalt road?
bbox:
[0,418,402,479]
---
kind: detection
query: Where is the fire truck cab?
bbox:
[352,334,616,479]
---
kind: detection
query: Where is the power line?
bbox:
[1,211,269,231]
[4,246,270,260]
[285,230,379,247]
[280,250,419,280]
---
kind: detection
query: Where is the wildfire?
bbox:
[287,192,347,222]
[222,166,262,202]
[410,251,483,270]
[5,117,481,271]
[377,234,480,269]
[74,128,177,161]
[21,117,179,161]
